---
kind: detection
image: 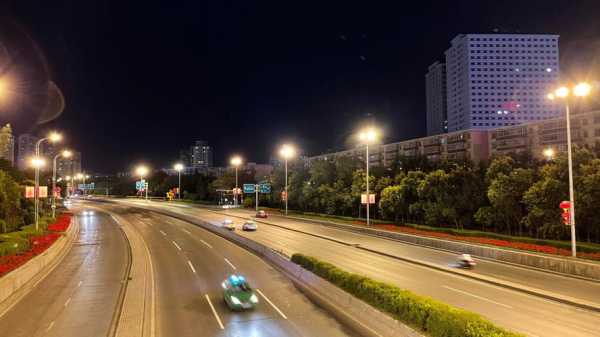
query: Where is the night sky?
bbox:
[1,1,600,173]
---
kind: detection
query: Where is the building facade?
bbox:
[17,134,38,170]
[0,124,15,165]
[190,140,213,169]
[425,61,448,136]
[57,151,82,177]
[445,33,560,132]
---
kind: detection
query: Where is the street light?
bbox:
[543,148,555,161]
[52,150,72,218]
[174,163,184,199]
[230,156,242,207]
[136,165,149,200]
[547,82,593,257]
[279,144,296,216]
[358,127,380,226]
[34,131,62,231]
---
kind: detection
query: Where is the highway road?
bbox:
[118,199,600,337]
[95,202,358,337]
[0,209,129,337]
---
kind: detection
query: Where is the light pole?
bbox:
[136,165,149,200]
[34,132,62,231]
[52,150,72,218]
[174,163,184,199]
[547,82,593,257]
[65,176,72,198]
[358,127,379,226]
[230,156,242,207]
[279,144,296,216]
[76,173,84,195]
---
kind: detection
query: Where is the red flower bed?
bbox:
[0,214,72,277]
[351,221,600,261]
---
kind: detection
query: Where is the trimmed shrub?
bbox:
[291,253,523,337]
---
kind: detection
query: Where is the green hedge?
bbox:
[291,253,523,337]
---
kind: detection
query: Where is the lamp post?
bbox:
[279,144,296,216]
[547,82,593,257]
[52,150,72,218]
[65,176,72,198]
[174,163,184,199]
[136,165,149,200]
[75,173,84,195]
[230,156,242,207]
[34,132,62,231]
[358,127,379,226]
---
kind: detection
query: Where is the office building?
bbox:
[190,140,213,168]
[17,134,38,170]
[0,124,15,165]
[425,61,448,135]
[445,33,560,132]
[57,151,82,177]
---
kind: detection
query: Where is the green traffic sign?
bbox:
[259,183,271,193]
[243,184,256,193]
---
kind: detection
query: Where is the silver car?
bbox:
[242,221,258,231]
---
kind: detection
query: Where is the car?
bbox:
[222,219,235,230]
[222,274,259,310]
[82,210,95,216]
[63,199,72,206]
[242,221,258,231]
[255,210,267,218]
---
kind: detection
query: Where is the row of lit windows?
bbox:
[471,55,556,60]
[471,110,553,114]
[472,86,547,90]
[472,116,546,120]
[469,74,556,78]
[471,62,557,66]
[471,68,554,72]
[471,79,553,84]
[470,44,557,48]
[472,103,552,108]
[468,37,557,42]
[470,49,557,55]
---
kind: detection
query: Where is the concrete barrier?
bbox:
[0,217,79,318]
[286,215,600,281]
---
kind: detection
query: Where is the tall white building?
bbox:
[445,33,560,132]
[425,61,448,136]
[0,124,15,165]
[190,140,213,168]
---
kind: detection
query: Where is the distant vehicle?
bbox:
[255,210,267,218]
[457,254,476,269]
[222,274,258,310]
[242,221,258,231]
[222,219,235,230]
[63,199,72,206]
[82,210,95,216]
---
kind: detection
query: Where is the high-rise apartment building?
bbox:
[0,124,15,165]
[190,140,213,168]
[445,33,560,132]
[425,61,448,136]
[57,151,82,177]
[17,134,38,170]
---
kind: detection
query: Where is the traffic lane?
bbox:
[141,211,359,337]
[0,210,128,337]
[184,209,600,337]
[217,208,600,305]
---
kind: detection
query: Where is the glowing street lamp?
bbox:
[52,150,72,217]
[136,165,149,200]
[279,144,296,215]
[547,82,594,257]
[358,127,380,226]
[543,148,555,161]
[174,163,184,199]
[34,131,62,231]
[230,156,242,207]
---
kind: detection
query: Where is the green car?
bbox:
[222,275,259,310]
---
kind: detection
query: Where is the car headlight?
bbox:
[250,294,259,303]
[230,296,242,305]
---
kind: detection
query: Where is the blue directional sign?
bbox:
[243,184,256,194]
[259,183,271,193]
[136,180,146,191]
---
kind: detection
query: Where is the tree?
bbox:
[0,170,23,232]
[576,159,600,242]
[379,185,403,222]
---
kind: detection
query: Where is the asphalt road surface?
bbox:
[0,209,129,337]
[119,199,600,337]
[95,202,358,337]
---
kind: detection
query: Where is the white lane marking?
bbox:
[159,230,167,236]
[256,288,287,319]
[181,229,191,235]
[172,241,182,251]
[187,260,197,274]
[443,285,513,309]
[224,258,237,270]
[205,294,225,330]
[78,280,82,287]
[64,297,72,307]
[46,321,55,332]
[200,239,213,249]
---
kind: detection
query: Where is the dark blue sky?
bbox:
[2,1,600,172]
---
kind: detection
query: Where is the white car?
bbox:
[242,221,258,231]
[222,219,235,230]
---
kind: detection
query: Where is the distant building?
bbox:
[57,151,82,177]
[179,149,191,166]
[445,33,560,132]
[0,124,15,165]
[17,134,39,170]
[190,140,213,168]
[425,61,448,136]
